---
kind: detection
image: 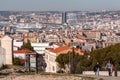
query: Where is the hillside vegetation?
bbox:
[90,43,120,70]
[56,43,120,74]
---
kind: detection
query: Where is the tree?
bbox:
[55,54,69,69]
[56,49,82,74]
[70,48,76,73]
[13,58,21,65]
[57,43,120,74]
[90,43,120,70]
[75,52,92,74]
[21,39,33,51]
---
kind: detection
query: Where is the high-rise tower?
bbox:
[62,12,67,24]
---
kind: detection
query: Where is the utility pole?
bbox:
[28,54,30,72]
[36,53,38,74]
[69,51,70,73]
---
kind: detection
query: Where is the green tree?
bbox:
[56,49,82,74]
[70,48,77,73]
[55,53,69,69]
[56,43,120,74]
[90,43,120,70]
[21,40,33,51]
[75,52,92,74]
[13,58,21,65]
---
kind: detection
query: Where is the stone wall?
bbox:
[83,71,120,76]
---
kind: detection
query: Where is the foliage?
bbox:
[90,43,120,70]
[55,53,69,69]
[21,40,33,51]
[56,48,82,74]
[75,52,92,73]
[56,43,120,74]
[13,57,21,65]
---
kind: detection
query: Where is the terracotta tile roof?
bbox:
[14,49,32,54]
[47,45,70,53]
[46,45,85,55]
[54,45,70,53]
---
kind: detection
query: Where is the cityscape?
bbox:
[0,0,120,80]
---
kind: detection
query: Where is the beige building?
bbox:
[82,30,101,40]
[1,35,13,65]
[0,47,5,67]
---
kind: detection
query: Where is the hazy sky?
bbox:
[0,0,120,11]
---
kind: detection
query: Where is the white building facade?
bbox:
[13,39,23,48]
[45,50,58,73]
[1,35,13,65]
[31,42,52,54]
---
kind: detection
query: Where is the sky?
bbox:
[0,0,120,11]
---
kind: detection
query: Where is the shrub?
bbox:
[13,58,21,65]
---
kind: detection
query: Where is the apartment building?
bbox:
[45,45,84,73]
